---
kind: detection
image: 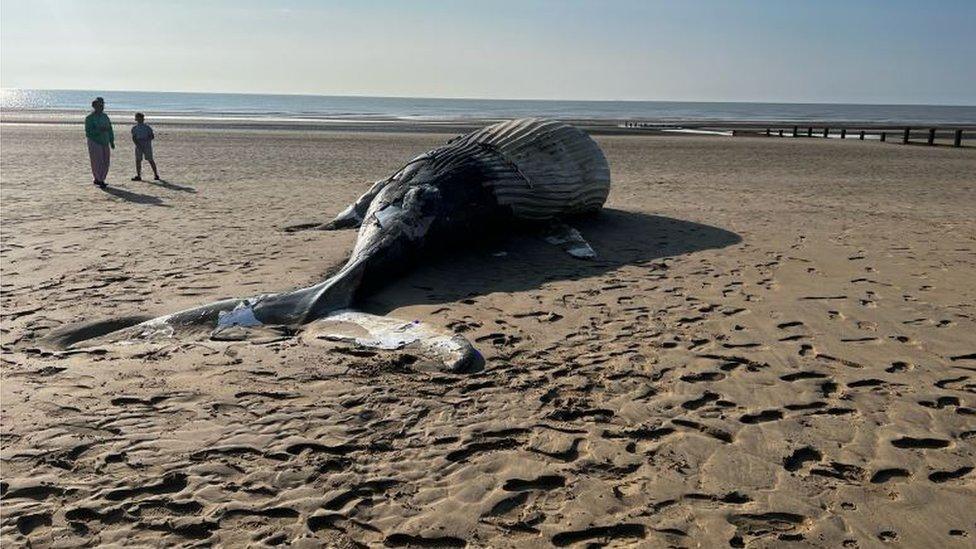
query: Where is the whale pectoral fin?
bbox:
[283,178,391,232]
[322,177,394,230]
[543,222,597,259]
[319,201,366,230]
[282,213,358,232]
[283,221,326,233]
[283,204,360,233]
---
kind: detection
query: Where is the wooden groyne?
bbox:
[616,122,970,146]
[762,125,969,147]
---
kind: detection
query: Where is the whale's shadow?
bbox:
[39,209,740,353]
[362,208,742,313]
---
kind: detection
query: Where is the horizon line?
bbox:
[3,87,974,109]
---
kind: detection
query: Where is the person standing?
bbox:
[130,113,160,181]
[85,97,114,187]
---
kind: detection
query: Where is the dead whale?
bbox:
[66,118,611,370]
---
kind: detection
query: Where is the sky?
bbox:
[1,0,974,104]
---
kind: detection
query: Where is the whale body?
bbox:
[86,118,611,369]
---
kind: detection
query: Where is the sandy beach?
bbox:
[2,122,975,547]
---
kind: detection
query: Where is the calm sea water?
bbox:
[3,89,974,124]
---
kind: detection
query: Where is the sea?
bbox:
[2,89,975,125]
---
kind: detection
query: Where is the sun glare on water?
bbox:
[0,89,47,110]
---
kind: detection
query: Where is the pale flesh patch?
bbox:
[544,223,597,259]
[305,310,478,372]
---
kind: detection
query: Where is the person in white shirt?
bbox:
[130,113,160,181]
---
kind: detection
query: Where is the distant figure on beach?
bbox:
[130,113,160,181]
[84,97,114,187]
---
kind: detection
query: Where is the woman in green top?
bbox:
[85,97,114,187]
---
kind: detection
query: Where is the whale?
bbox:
[62,118,611,370]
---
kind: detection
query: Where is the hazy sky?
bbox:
[2,0,974,104]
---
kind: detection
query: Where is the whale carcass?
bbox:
[83,118,611,369]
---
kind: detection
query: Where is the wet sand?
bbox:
[2,123,975,547]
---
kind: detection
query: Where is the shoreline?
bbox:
[3,110,975,143]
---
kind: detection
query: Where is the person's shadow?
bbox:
[146,179,196,193]
[100,185,169,206]
[360,208,743,313]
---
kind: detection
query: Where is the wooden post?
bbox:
[880,132,886,142]
[778,129,784,137]
[840,128,847,139]
[792,125,798,137]
[928,128,936,145]
[903,127,910,144]
[807,127,813,137]
[859,130,865,140]
[766,128,770,136]
[824,127,829,138]
[955,129,963,147]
